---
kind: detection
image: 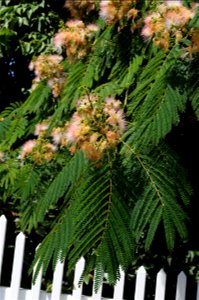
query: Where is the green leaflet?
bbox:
[0,158,19,190]
[20,82,51,114]
[0,83,51,149]
[145,206,163,250]
[191,87,199,120]
[126,48,187,150]
[4,117,28,148]
[30,163,135,291]
[35,150,88,223]
[88,185,134,287]
[13,165,42,231]
[31,209,73,282]
[121,143,191,252]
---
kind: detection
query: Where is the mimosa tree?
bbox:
[0,0,199,289]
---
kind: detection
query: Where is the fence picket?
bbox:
[113,267,125,299]
[30,257,43,300]
[134,266,147,300]
[154,269,166,300]
[51,259,65,300]
[72,257,85,300]
[175,271,187,300]
[92,268,103,300]
[0,215,198,300]
[8,232,26,300]
[0,215,7,282]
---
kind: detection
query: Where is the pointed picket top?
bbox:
[137,266,146,272]
[113,267,125,299]
[9,232,26,300]
[72,257,85,300]
[175,271,187,300]
[0,215,7,282]
[134,266,147,300]
[154,269,167,300]
[0,214,7,226]
[51,258,65,300]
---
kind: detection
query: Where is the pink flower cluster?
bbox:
[142,1,198,51]
[19,95,127,163]
[99,0,137,25]
[29,54,66,97]
[53,20,99,64]
[51,94,127,161]
[19,122,56,164]
[19,140,37,159]
[64,0,96,19]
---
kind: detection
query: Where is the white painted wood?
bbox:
[0,287,96,300]
[0,267,198,300]
[51,259,65,300]
[20,288,31,300]
[175,271,187,300]
[196,280,199,300]
[154,269,166,300]
[113,267,125,299]
[39,290,51,300]
[67,294,94,300]
[0,222,197,300]
[8,232,26,300]
[0,215,7,282]
[92,267,103,300]
[30,257,43,300]
[72,257,85,300]
[0,286,7,300]
[134,266,147,300]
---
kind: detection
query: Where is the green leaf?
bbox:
[145,206,163,250]
[35,151,88,223]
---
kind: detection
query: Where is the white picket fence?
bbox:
[0,214,199,300]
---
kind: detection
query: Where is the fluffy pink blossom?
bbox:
[51,128,63,145]
[141,25,153,38]
[106,110,127,133]
[165,0,182,7]
[105,96,122,111]
[29,54,65,97]
[34,123,48,136]
[99,0,135,25]
[65,113,83,142]
[66,19,85,28]
[165,8,193,29]
[141,13,164,39]
[54,94,127,161]
[142,1,196,51]
[53,20,98,63]
[87,24,100,32]
[20,140,37,159]
[54,31,68,50]
[47,55,63,64]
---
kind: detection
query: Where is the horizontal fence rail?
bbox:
[0,214,199,300]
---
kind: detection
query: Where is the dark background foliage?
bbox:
[0,0,67,111]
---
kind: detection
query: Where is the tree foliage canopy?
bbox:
[0,0,199,289]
